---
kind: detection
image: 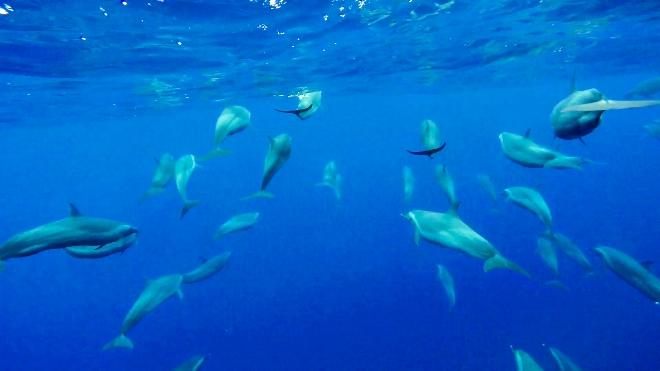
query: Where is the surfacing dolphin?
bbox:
[182,251,231,284]
[504,186,553,231]
[0,204,137,269]
[141,153,175,200]
[213,212,260,239]
[202,105,251,160]
[175,154,200,218]
[244,133,292,200]
[403,209,528,276]
[499,131,587,170]
[551,88,660,140]
[103,274,184,350]
[316,160,342,200]
[594,245,660,303]
[276,90,322,120]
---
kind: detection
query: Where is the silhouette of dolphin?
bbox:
[406,143,446,158]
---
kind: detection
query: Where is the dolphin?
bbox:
[244,134,292,199]
[316,160,342,200]
[549,233,592,273]
[594,245,660,303]
[202,105,251,160]
[548,346,583,371]
[499,131,587,170]
[512,348,545,371]
[643,121,660,139]
[174,355,206,371]
[536,234,559,275]
[103,274,184,350]
[551,88,660,140]
[141,153,175,200]
[476,174,497,202]
[276,90,322,120]
[403,209,528,276]
[504,186,552,231]
[436,263,456,310]
[182,251,231,284]
[0,204,137,269]
[407,119,445,158]
[65,233,137,259]
[435,165,459,211]
[175,154,200,218]
[403,166,415,202]
[213,212,260,239]
[626,77,660,98]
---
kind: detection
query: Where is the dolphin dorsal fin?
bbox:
[69,203,82,217]
[524,128,531,138]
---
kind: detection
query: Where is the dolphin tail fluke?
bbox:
[103,334,134,350]
[483,255,529,277]
[180,200,200,219]
[562,99,660,112]
[199,148,231,162]
[274,104,313,120]
[241,191,275,201]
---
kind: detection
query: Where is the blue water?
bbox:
[1,1,660,370]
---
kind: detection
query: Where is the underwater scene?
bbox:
[1,1,660,370]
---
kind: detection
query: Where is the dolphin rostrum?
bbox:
[594,245,660,303]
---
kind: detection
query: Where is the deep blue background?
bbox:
[0,74,659,370]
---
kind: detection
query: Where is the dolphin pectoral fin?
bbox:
[102,334,133,350]
[180,200,200,219]
[562,99,660,112]
[483,255,529,277]
[69,203,82,217]
[94,244,107,251]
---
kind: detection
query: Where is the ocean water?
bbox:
[1,1,660,370]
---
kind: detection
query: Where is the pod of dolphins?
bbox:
[1,79,658,369]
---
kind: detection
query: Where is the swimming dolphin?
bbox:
[141,153,175,200]
[175,154,200,218]
[174,355,206,371]
[643,121,660,139]
[403,209,528,276]
[551,88,660,140]
[512,348,545,371]
[548,346,583,371]
[203,105,251,160]
[276,91,322,120]
[407,119,446,158]
[0,204,137,269]
[594,245,660,303]
[499,131,587,170]
[182,251,231,284]
[476,174,497,202]
[435,165,459,211]
[403,166,415,202]
[504,186,552,231]
[549,233,592,273]
[626,77,660,98]
[536,234,559,275]
[436,263,456,310]
[103,274,184,350]
[244,133,292,199]
[316,160,342,200]
[213,212,260,239]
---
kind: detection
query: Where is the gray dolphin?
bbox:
[0,204,137,269]
[548,346,583,371]
[549,233,592,273]
[537,234,559,275]
[202,105,251,160]
[499,132,587,170]
[174,355,205,371]
[403,209,528,276]
[504,186,552,231]
[213,212,260,239]
[403,166,415,202]
[594,245,660,303]
[512,348,544,371]
[141,153,175,200]
[551,88,660,140]
[244,133,292,199]
[182,251,231,284]
[175,154,200,218]
[476,174,497,202]
[316,160,342,200]
[103,274,184,350]
[435,165,459,211]
[436,263,456,310]
[421,119,442,150]
[65,233,137,259]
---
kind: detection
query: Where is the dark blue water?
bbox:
[1,1,660,370]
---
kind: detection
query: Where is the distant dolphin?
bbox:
[0,204,137,269]
[499,131,587,170]
[476,174,497,202]
[643,121,660,139]
[626,77,660,98]
[316,160,342,200]
[174,355,206,371]
[548,346,583,371]
[182,251,231,284]
[202,105,251,160]
[536,235,559,275]
[402,166,415,202]
[103,274,184,350]
[504,186,552,231]
[403,209,528,276]
[141,153,175,200]
[548,233,592,273]
[175,154,200,218]
[276,91,322,120]
[213,212,260,239]
[594,245,660,303]
[436,263,456,310]
[512,348,544,371]
[435,165,459,211]
[551,88,660,140]
[244,134,292,199]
